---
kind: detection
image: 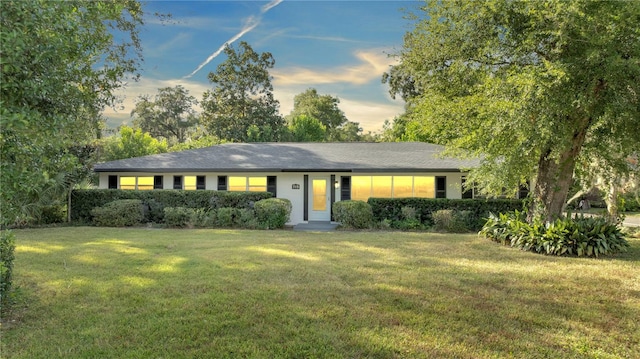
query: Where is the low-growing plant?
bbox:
[91,199,144,227]
[254,198,292,229]
[333,200,373,229]
[432,209,474,233]
[480,211,630,257]
[236,208,259,229]
[216,207,238,228]
[163,207,195,228]
[0,230,16,311]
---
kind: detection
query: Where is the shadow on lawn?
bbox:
[5,230,640,358]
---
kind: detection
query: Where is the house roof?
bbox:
[93,142,480,173]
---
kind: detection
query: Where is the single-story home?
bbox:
[94,142,481,225]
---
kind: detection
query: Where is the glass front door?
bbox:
[309,177,331,221]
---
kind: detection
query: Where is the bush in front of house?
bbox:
[333,200,373,229]
[368,198,524,231]
[91,199,144,227]
[480,211,630,257]
[1,230,16,311]
[71,189,273,224]
[432,209,475,233]
[254,198,292,229]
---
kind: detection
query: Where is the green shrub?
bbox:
[71,189,272,223]
[1,230,16,311]
[333,201,373,229]
[163,207,195,228]
[91,199,144,227]
[254,198,292,229]
[480,212,630,257]
[216,207,238,228]
[432,209,474,233]
[143,199,165,223]
[38,205,66,224]
[368,198,523,230]
[395,206,423,230]
[236,208,258,229]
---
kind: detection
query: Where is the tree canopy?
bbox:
[385,0,640,222]
[100,126,168,162]
[0,0,146,225]
[200,41,284,142]
[131,85,199,145]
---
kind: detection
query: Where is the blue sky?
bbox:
[105,0,419,133]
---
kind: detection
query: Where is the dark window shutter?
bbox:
[173,176,183,190]
[340,176,351,201]
[108,175,118,189]
[461,176,473,199]
[436,176,447,198]
[303,175,309,221]
[217,176,227,191]
[154,176,163,190]
[267,176,277,197]
[196,176,206,190]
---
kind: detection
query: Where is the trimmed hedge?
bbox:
[254,198,292,229]
[368,198,524,231]
[91,199,145,227]
[71,189,272,224]
[333,200,374,229]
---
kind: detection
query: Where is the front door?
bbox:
[309,177,331,221]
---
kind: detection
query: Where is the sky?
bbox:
[103,0,420,133]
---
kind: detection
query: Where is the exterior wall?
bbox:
[96,171,469,225]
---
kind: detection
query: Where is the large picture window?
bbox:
[119,176,155,190]
[228,176,267,192]
[351,176,437,201]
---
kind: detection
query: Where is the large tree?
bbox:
[201,42,284,142]
[0,0,146,224]
[385,0,640,222]
[131,85,198,145]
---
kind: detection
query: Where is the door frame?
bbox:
[304,174,335,222]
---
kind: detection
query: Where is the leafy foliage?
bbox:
[0,0,146,225]
[131,86,199,145]
[0,230,16,311]
[368,198,523,231]
[201,42,284,142]
[99,126,168,162]
[432,210,474,233]
[71,190,272,224]
[385,0,640,222]
[91,199,144,227]
[254,198,292,229]
[287,115,326,142]
[480,212,630,257]
[333,201,374,229]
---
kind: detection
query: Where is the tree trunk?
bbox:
[605,180,620,224]
[529,118,591,223]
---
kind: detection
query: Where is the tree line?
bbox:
[1,0,638,227]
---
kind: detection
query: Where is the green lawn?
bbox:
[2,227,639,359]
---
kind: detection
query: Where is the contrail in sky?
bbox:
[184,0,283,79]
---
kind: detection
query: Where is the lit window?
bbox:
[393,176,413,198]
[351,176,372,201]
[414,176,435,198]
[229,177,247,191]
[120,177,136,190]
[137,177,154,190]
[372,176,392,198]
[351,175,436,200]
[248,177,266,192]
[184,176,197,190]
[228,176,267,192]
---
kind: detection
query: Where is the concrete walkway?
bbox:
[293,221,339,232]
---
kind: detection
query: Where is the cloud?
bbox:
[272,48,397,86]
[183,0,284,78]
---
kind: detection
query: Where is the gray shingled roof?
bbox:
[93,142,480,173]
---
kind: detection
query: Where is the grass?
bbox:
[2,227,639,359]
